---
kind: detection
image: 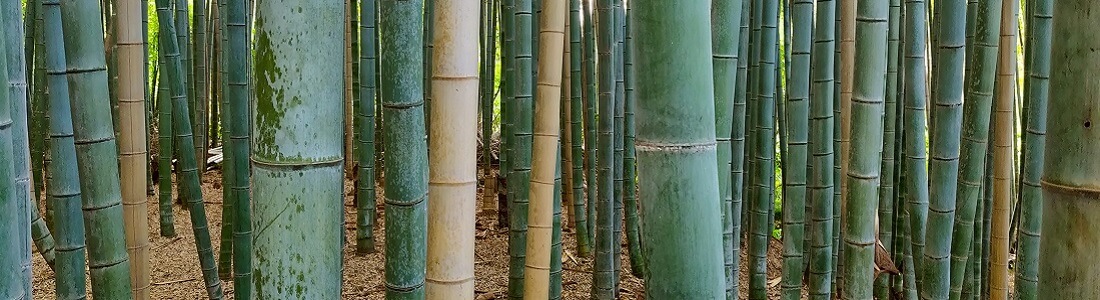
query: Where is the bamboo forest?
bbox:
[1,0,1097,299]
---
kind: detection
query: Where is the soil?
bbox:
[30,169,786,299]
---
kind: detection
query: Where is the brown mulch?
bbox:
[30,169,787,299]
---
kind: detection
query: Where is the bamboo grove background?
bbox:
[0,0,1095,299]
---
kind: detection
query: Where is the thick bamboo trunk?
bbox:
[425,0,479,297]
[1,1,34,292]
[633,0,725,297]
[0,8,23,296]
[250,2,344,298]
[116,0,152,297]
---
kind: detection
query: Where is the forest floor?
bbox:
[30,169,788,299]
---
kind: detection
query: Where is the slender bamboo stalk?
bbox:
[622,2,642,279]
[567,0,589,257]
[591,0,616,295]
[522,0,565,295]
[153,0,225,297]
[356,0,379,255]
[780,0,810,298]
[874,0,901,296]
[478,0,498,228]
[611,0,625,289]
[946,1,1001,298]
[926,0,969,295]
[730,0,750,296]
[193,0,207,164]
[380,0,430,297]
[225,0,253,297]
[116,0,152,297]
[156,28,176,238]
[581,0,598,249]
[712,0,745,295]
[841,0,889,297]
[57,0,136,297]
[215,0,234,280]
[634,0,726,297]
[807,0,836,298]
[901,0,929,291]
[1015,0,1050,298]
[508,0,536,293]
[748,0,778,298]
[988,1,1017,297]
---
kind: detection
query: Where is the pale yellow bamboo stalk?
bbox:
[561,14,574,228]
[117,0,150,298]
[990,0,1018,298]
[523,0,567,297]
[424,0,480,297]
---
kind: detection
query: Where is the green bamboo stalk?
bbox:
[380,0,430,297]
[921,0,967,295]
[508,0,535,294]
[612,0,625,288]
[780,0,810,298]
[30,0,46,215]
[156,33,175,238]
[153,0,225,297]
[193,0,207,165]
[356,0,379,255]
[840,0,889,297]
[874,0,901,297]
[581,0,597,247]
[3,1,35,290]
[806,0,835,298]
[567,0,589,257]
[591,0,616,296]
[225,0,252,297]
[712,0,744,295]
[550,148,563,300]
[249,2,344,299]
[1015,0,1050,298]
[901,0,929,291]
[946,0,1002,297]
[56,0,135,297]
[175,0,192,172]
[748,0,777,298]
[0,17,24,296]
[634,0,725,297]
[830,5,841,293]
[499,0,513,229]
[730,0,750,297]
[424,0,434,137]
[216,0,234,282]
[622,2,642,279]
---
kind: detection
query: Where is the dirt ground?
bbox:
[30,169,787,299]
